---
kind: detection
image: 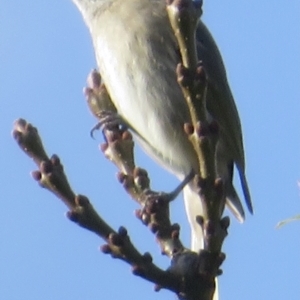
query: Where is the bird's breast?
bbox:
[91,0,199,176]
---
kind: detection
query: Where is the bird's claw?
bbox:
[90,123,102,139]
[90,111,127,140]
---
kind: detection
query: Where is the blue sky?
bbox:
[1,1,300,299]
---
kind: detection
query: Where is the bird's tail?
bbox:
[183,185,219,300]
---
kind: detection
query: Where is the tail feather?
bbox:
[239,169,254,214]
[183,167,250,300]
[183,185,204,251]
[183,185,219,300]
[226,186,245,223]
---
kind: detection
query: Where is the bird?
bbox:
[72,0,253,298]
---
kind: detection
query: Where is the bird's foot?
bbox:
[90,111,128,139]
[142,169,195,204]
[167,169,195,201]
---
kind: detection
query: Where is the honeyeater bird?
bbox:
[72,1,253,298]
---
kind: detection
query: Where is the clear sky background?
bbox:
[1,1,300,299]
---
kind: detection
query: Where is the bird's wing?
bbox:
[195,21,253,213]
[195,21,245,171]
